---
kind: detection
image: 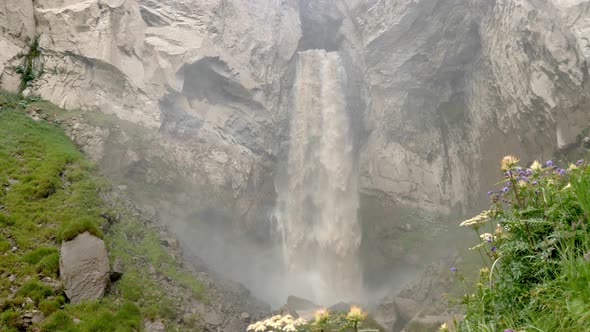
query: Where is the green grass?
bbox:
[0,90,207,331]
[452,159,590,332]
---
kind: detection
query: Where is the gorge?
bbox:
[3,0,590,330]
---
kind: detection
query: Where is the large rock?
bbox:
[59,232,110,303]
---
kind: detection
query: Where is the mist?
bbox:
[7,0,590,330]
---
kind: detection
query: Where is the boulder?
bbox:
[59,232,110,303]
[144,320,166,332]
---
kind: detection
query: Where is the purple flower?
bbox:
[520,176,529,182]
[558,168,566,175]
[577,159,584,165]
[526,168,533,176]
[487,191,493,195]
[502,187,509,193]
[504,330,515,332]
[532,181,538,185]
[545,160,553,167]
[451,267,457,273]
[491,246,497,252]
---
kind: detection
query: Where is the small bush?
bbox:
[38,296,65,315]
[41,311,74,332]
[36,252,60,276]
[0,310,19,330]
[22,246,58,265]
[16,280,53,303]
[58,217,104,242]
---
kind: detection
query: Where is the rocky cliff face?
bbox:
[2,0,590,304]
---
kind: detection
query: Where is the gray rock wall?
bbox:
[2,0,590,300]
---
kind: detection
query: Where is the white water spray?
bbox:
[275,50,362,304]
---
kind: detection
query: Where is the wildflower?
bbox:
[526,168,533,176]
[294,318,307,325]
[480,232,494,242]
[557,168,566,175]
[518,180,527,188]
[487,191,493,195]
[451,267,457,272]
[495,224,503,235]
[469,242,486,250]
[459,210,491,229]
[500,155,520,171]
[531,160,543,172]
[532,181,538,185]
[502,187,509,193]
[577,159,584,165]
[347,305,368,322]
[314,308,329,325]
[283,324,297,332]
[545,160,553,167]
[491,245,497,252]
[568,163,578,171]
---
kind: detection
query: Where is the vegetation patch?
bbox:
[448,156,590,331]
[0,90,207,331]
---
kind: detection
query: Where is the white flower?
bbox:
[283,324,297,332]
[460,210,491,229]
[294,318,307,325]
[480,232,495,242]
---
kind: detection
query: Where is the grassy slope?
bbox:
[0,91,205,331]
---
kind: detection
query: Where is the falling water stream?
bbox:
[275,50,362,304]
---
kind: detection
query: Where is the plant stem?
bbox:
[509,171,535,247]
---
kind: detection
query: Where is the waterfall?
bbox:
[276,50,362,304]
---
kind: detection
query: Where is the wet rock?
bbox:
[328,301,350,312]
[60,232,110,303]
[240,312,251,322]
[144,320,166,332]
[110,257,124,282]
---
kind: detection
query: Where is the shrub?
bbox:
[454,157,590,331]
[16,280,53,303]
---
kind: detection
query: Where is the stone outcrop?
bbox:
[59,232,110,303]
[3,0,590,308]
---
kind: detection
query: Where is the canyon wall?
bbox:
[2,0,590,305]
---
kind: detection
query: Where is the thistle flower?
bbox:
[314,308,330,325]
[531,160,543,172]
[500,155,520,171]
[459,210,491,229]
[347,305,368,322]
